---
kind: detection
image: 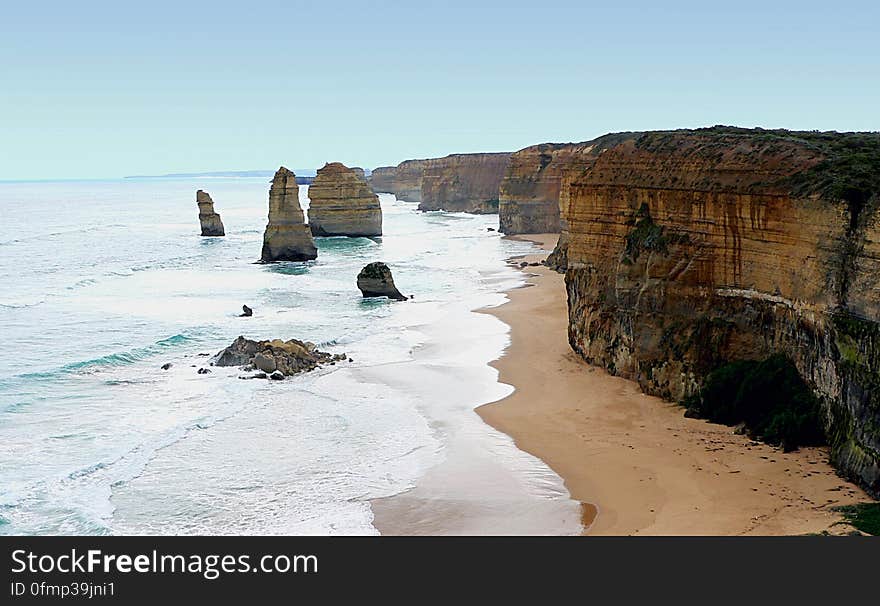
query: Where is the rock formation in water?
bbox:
[368,153,511,213]
[499,133,638,240]
[357,262,407,300]
[307,162,382,237]
[196,190,225,236]
[562,126,880,494]
[215,335,346,376]
[260,167,318,262]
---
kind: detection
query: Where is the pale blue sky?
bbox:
[1,0,877,179]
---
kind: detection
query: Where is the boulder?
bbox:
[260,167,318,262]
[253,352,277,373]
[240,305,253,317]
[197,190,225,236]
[307,162,382,237]
[214,335,347,376]
[357,262,407,300]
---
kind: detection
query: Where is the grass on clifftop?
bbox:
[635,126,880,216]
[684,354,825,452]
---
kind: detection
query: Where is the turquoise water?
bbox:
[0,178,578,535]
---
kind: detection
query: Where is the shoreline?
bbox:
[476,234,871,535]
[368,236,584,536]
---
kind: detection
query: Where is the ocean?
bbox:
[0,178,581,535]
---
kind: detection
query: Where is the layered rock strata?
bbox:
[499,133,638,237]
[196,190,225,236]
[417,153,510,213]
[369,153,511,213]
[562,127,880,494]
[260,167,318,262]
[307,162,382,237]
[367,166,397,195]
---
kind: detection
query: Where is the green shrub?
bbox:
[684,354,825,451]
[835,503,880,535]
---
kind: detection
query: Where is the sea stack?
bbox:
[357,262,406,300]
[307,162,382,237]
[260,167,318,262]
[196,190,225,236]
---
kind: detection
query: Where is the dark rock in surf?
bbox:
[214,335,346,377]
[356,262,407,301]
[197,190,225,236]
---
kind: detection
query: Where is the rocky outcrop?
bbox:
[499,133,638,237]
[307,162,382,237]
[215,335,346,376]
[197,190,225,236]
[563,126,880,494]
[357,262,407,300]
[260,167,318,262]
[368,153,511,213]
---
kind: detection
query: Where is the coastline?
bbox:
[476,234,871,535]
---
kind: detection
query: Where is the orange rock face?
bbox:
[369,153,511,213]
[563,127,880,494]
[307,162,382,237]
[499,134,637,236]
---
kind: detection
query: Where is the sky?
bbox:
[1,0,878,180]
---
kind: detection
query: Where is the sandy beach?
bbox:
[476,234,871,535]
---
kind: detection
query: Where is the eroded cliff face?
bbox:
[563,128,880,494]
[367,167,396,195]
[307,162,382,237]
[499,134,637,237]
[369,153,510,213]
[418,153,510,213]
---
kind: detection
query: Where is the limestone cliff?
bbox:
[563,127,880,494]
[499,133,638,239]
[368,166,398,196]
[196,190,225,236]
[418,153,510,213]
[260,167,318,262]
[307,162,382,237]
[369,153,511,213]
[370,159,426,202]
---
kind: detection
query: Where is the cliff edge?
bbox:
[563,127,880,494]
[369,153,510,213]
[499,133,637,237]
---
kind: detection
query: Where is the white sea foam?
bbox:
[0,181,578,535]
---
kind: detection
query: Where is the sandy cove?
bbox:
[476,234,871,535]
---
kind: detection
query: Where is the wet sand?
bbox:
[476,234,871,535]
